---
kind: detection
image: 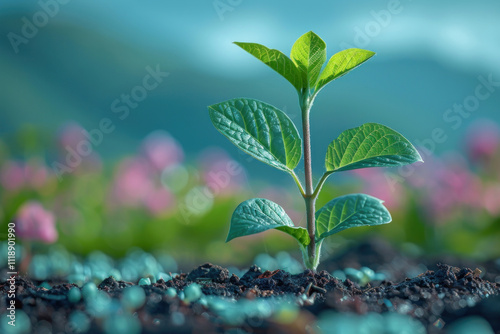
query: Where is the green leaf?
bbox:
[316,194,391,241]
[316,48,375,92]
[290,31,326,89]
[325,123,423,173]
[227,198,310,246]
[234,42,304,92]
[208,98,302,173]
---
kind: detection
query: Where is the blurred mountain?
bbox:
[1,0,499,181]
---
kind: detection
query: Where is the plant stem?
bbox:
[299,240,323,271]
[300,93,317,269]
[312,172,332,199]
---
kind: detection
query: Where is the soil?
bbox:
[2,239,499,334]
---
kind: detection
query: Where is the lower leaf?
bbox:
[227,198,310,246]
[315,194,391,242]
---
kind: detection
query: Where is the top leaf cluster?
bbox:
[235,31,375,96]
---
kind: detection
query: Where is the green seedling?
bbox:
[208,31,422,271]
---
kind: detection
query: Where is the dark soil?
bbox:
[2,240,499,333]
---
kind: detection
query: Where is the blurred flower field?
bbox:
[1,118,500,268]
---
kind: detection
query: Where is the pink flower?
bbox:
[24,160,49,190]
[56,122,102,175]
[417,153,482,221]
[199,148,246,196]
[466,119,500,162]
[110,157,154,207]
[144,186,175,217]
[482,184,500,216]
[16,201,58,243]
[58,122,87,148]
[350,168,405,209]
[0,160,50,191]
[110,151,180,215]
[0,161,25,191]
[406,155,440,189]
[141,131,184,172]
[438,154,482,205]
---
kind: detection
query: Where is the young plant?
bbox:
[208,31,422,271]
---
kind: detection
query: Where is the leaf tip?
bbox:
[305,30,322,39]
[358,49,376,60]
[414,149,424,163]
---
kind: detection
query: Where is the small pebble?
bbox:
[68,287,82,303]
[184,283,202,303]
[81,282,98,299]
[1,310,31,333]
[157,272,172,281]
[122,286,146,310]
[433,318,445,329]
[138,278,151,286]
[360,267,375,279]
[30,255,49,280]
[39,282,51,290]
[146,274,157,284]
[86,291,112,317]
[166,288,177,297]
[332,270,346,281]
[198,297,208,307]
[383,299,393,309]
